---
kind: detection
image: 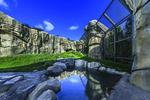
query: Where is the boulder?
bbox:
[0,75,16,80]
[64,58,75,70]
[37,90,56,100]
[105,68,126,75]
[106,68,116,74]
[53,62,67,71]
[0,75,24,93]
[0,79,36,100]
[75,60,87,71]
[0,71,49,100]
[98,66,106,71]
[0,80,5,86]
[0,84,12,93]
[57,58,75,70]
[88,62,101,69]
[3,75,24,85]
[28,79,60,100]
[47,66,64,76]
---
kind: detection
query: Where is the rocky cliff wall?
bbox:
[0,12,76,57]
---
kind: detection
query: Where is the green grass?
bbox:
[80,56,131,73]
[99,59,131,73]
[0,51,84,72]
[0,51,131,72]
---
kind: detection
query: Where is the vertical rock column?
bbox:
[0,13,15,57]
[123,0,150,91]
[30,29,40,54]
[84,20,108,60]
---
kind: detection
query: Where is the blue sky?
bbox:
[0,0,129,40]
[0,0,112,40]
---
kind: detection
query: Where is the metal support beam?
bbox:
[97,0,114,22]
[113,28,116,62]
[104,13,116,26]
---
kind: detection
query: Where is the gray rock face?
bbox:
[122,0,150,91]
[130,70,150,91]
[109,75,150,100]
[28,79,60,100]
[0,12,77,57]
[37,90,56,100]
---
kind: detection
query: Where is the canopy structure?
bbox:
[97,0,132,33]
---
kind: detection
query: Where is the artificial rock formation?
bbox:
[0,12,76,57]
[121,0,150,91]
[81,20,108,59]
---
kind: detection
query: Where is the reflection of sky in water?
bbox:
[57,75,88,100]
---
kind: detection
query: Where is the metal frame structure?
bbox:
[96,0,150,63]
[96,0,133,63]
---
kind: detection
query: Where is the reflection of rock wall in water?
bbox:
[86,69,122,100]
[0,12,76,57]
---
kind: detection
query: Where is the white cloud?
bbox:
[0,0,8,8]
[35,24,44,29]
[35,20,54,31]
[69,26,79,30]
[43,20,54,31]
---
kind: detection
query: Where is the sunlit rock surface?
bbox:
[0,12,76,57]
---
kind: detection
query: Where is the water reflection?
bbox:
[56,69,122,100]
[57,71,88,100]
[85,69,122,100]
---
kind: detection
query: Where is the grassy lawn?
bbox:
[0,51,131,72]
[0,51,85,72]
[99,59,131,73]
[81,56,131,73]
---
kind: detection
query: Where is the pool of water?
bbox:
[57,73,88,100]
